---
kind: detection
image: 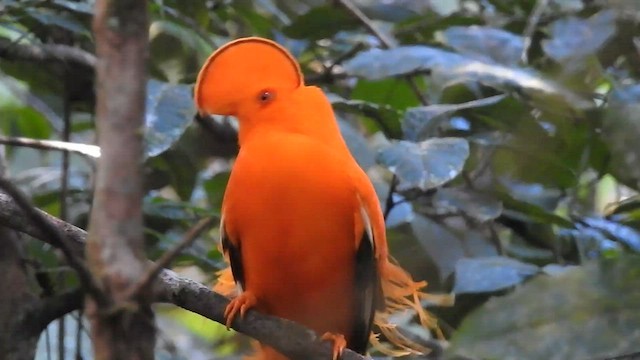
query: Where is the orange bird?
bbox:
[194,37,443,360]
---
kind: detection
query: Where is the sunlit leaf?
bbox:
[403,94,505,141]
[377,138,469,191]
[438,26,524,66]
[453,256,539,294]
[448,256,640,360]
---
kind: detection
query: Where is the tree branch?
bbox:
[0,180,105,304]
[0,135,100,159]
[0,37,96,68]
[22,288,84,337]
[127,216,216,300]
[0,191,372,360]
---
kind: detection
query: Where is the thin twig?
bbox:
[335,0,428,105]
[126,216,216,299]
[336,0,395,48]
[0,135,100,159]
[520,0,549,65]
[0,177,105,305]
[383,175,398,220]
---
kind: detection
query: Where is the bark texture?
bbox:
[87,1,154,359]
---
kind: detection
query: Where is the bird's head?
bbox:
[194,37,303,119]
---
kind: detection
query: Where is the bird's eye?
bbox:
[258,90,275,104]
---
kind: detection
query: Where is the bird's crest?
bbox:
[194,37,303,116]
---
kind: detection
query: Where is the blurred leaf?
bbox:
[25,7,89,36]
[558,227,622,260]
[603,84,640,190]
[143,196,197,221]
[145,79,195,158]
[447,256,640,360]
[344,45,593,112]
[360,3,419,22]
[149,20,210,83]
[350,78,421,111]
[0,104,52,139]
[542,9,617,64]
[453,256,539,294]
[411,214,465,280]
[497,191,574,228]
[50,0,94,14]
[337,120,375,169]
[434,187,503,222]
[438,26,524,66]
[203,172,230,211]
[328,93,402,139]
[579,217,640,252]
[403,94,505,141]
[377,138,469,191]
[283,5,358,40]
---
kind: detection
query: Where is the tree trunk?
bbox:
[0,148,38,360]
[87,1,154,359]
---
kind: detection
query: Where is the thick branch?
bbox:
[20,288,84,337]
[0,37,96,68]
[0,191,371,359]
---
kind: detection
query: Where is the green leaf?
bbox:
[283,5,358,40]
[344,45,593,112]
[447,256,640,360]
[603,84,640,190]
[203,172,230,211]
[328,93,402,139]
[377,138,469,191]
[145,79,195,158]
[497,191,574,228]
[25,8,90,36]
[453,256,539,294]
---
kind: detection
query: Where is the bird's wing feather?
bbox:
[220,215,245,291]
[349,205,383,354]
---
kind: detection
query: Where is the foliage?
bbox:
[1,0,640,359]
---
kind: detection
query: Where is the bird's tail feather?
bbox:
[372,259,454,356]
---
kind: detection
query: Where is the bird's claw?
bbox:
[320,332,347,360]
[223,291,257,330]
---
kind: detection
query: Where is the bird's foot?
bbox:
[224,291,257,330]
[320,332,347,360]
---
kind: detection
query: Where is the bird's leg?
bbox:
[224,291,257,329]
[320,332,347,360]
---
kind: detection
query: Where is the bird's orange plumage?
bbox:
[195,37,446,360]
